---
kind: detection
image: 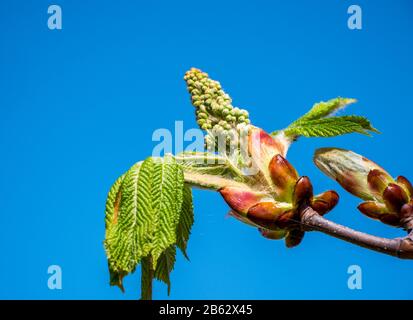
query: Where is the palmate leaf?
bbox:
[104,155,194,299]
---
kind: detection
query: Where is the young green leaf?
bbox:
[175,152,244,180]
[150,155,184,268]
[291,97,356,125]
[104,163,143,289]
[284,116,376,138]
[104,173,127,290]
[176,186,194,259]
[153,246,176,295]
[105,155,191,299]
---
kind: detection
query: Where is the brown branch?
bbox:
[300,206,413,259]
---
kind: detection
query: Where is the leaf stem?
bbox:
[141,256,154,300]
[300,206,413,259]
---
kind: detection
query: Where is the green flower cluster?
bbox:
[184,68,250,139]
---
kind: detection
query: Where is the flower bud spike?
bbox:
[396,176,413,198]
[367,169,394,197]
[258,228,287,240]
[285,229,305,248]
[269,154,298,201]
[293,176,313,206]
[220,187,264,214]
[382,183,409,213]
[357,201,388,219]
[311,190,339,215]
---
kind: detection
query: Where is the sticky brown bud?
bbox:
[396,176,413,198]
[247,202,286,222]
[293,176,313,206]
[367,169,393,197]
[383,183,409,213]
[220,187,264,214]
[311,190,339,215]
[269,154,298,201]
[357,201,388,219]
[247,202,289,230]
[285,229,305,248]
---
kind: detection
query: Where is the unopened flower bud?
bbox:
[184,68,251,136]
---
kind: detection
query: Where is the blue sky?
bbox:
[0,0,412,299]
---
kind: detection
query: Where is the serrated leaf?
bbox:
[105,155,188,299]
[175,152,244,180]
[176,186,194,259]
[150,155,184,268]
[291,97,356,125]
[154,246,176,295]
[339,115,380,133]
[104,165,144,289]
[175,149,255,191]
[284,116,377,138]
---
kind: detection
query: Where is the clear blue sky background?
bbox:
[1,0,412,299]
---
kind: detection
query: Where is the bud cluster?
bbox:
[314,148,413,230]
[184,68,251,151]
[357,173,413,229]
[220,138,339,248]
